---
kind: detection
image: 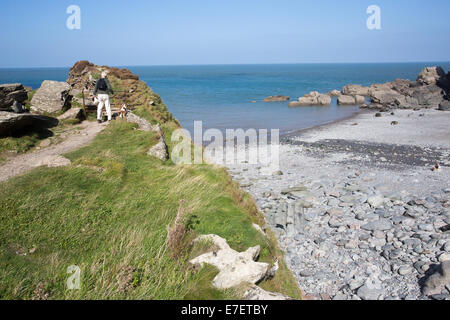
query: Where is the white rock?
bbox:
[189,235,270,290]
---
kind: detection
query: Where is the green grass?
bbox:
[0,100,301,301]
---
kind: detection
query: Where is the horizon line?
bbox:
[1,60,450,69]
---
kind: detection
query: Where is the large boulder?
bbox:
[417,66,446,86]
[0,83,28,110]
[337,95,356,105]
[31,80,72,114]
[264,95,290,102]
[342,84,370,97]
[0,111,58,136]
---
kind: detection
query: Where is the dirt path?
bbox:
[0,121,107,182]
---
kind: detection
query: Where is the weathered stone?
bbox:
[31,80,71,114]
[147,137,169,161]
[0,111,58,136]
[189,235,270,289]
[0,83,28,110]
[337,95,356,105]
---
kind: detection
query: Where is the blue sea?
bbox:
[1,63,449,135]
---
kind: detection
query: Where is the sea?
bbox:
[1,62,449,135]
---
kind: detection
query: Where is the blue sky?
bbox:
[1,0,449,67]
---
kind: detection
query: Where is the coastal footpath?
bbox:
[225,67,450,300]
[0,62,301,300]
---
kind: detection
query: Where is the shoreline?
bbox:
[220,107,450,300]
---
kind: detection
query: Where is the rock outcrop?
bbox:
[363,67,449,111]
[67,60,177,124]
[0,83,28,111]
[189,234,270,290]
[264,95,290,102]
[147,137,169,161]
[31,80,72,114]
[289,91,331,107]
[0,111,58,136]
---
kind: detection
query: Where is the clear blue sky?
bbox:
[1,0,449,67]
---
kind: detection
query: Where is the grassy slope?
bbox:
[0,79,301,300]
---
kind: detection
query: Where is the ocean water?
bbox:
[1,62,449,135]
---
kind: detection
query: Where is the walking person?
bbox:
[94,71,114,123]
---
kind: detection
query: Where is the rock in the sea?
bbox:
[0,83,28,110]
[342,84,370,97]
[0,111,58,136]
[147,137,169,161]
[337,95,356,105]
[422,262,450,296]
[189,234,270,289]
[31,80,72,114]
[355,95,365,104]
[327,89,341,97]
[289,91,331,106]
[264,95,290,102]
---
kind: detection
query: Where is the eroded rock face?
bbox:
[0,83,28,110]
[31,81,71,114]
[0,111,58,136]
[365,67,448,110]
[189,234,270,289]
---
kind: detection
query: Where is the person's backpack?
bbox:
[97,78,108,91]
